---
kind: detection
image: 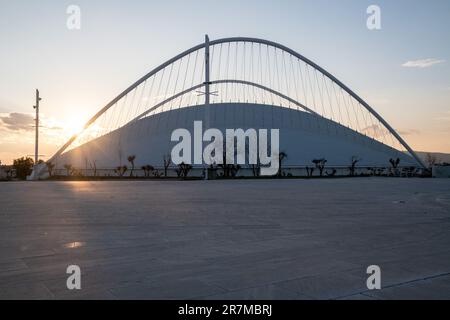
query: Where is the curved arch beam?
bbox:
[130,79,318,124]
[210,38,425,168]
[46,36,425,168]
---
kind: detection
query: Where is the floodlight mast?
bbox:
[204,34,210,180]
[204,34,210,108]
[33,89,42,165]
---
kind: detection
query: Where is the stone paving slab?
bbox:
[0,178,449,299]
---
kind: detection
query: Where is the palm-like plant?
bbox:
[127,155,136,177]
[389,158,400,176]
[389,158,400,169]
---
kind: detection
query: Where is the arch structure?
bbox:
[33,35,426,178]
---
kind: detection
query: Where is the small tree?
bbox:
[176,162,192,179]
[115,165,127,177]
[426,153,438,168]
[141,165,154,177]
[251,157,261,177]
[306,166,314,177]
[218,149,241,178]
[389,158,400,176]
[230,164,241,177]
[89,160,97,177]
[349,156,360,177]
[71,168,83,177]
[278,152,287,177]
[312,158,327,177]
[13,157,34,180]
[153,169,162,178]
[389,158,400,169]
[127,155,136,177]
[63,164,73,177]
[46,162,55,177]
[163,154,171,177]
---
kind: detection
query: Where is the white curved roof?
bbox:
[57,103,415,169]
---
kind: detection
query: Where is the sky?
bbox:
[0,0,449,164]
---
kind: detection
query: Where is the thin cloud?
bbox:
[397,129,421,136]
[0,113,35,131]
[402,58,445,68]
[0,112,65,132]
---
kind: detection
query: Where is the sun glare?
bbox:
[64,114,87,136]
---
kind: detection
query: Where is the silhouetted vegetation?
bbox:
[127,155,136,177]
[349,156,360,176]
[306,166,315,177]
[251,159,261,177]
[63,164,73,177]
[163,154,172,177]
[46,162,55,177]
[312,158,327,176]
[141,165,154,177]
[218,150,241,178]
[278,152,287,177]
[115,165,128,177]
[89,160,97,177]
[13,157,34,180]
[426,153,439,168]
[389,158,400,176]
[389,158,400,169]
[0,160,14,180]
[176,162,192,178]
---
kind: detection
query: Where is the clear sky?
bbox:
[0,0,449,164]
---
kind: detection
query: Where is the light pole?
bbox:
[204,35,210,180]
[33,89,42,165]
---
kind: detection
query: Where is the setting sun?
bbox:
[63,113,88,137]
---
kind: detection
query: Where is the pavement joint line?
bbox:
[332,271,450,300]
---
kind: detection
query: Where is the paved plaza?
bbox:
[0,178,450,299]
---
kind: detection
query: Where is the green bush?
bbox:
[13,157,34,180]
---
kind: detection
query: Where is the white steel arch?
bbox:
[42,35,426,170]
[129,79,318,124]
